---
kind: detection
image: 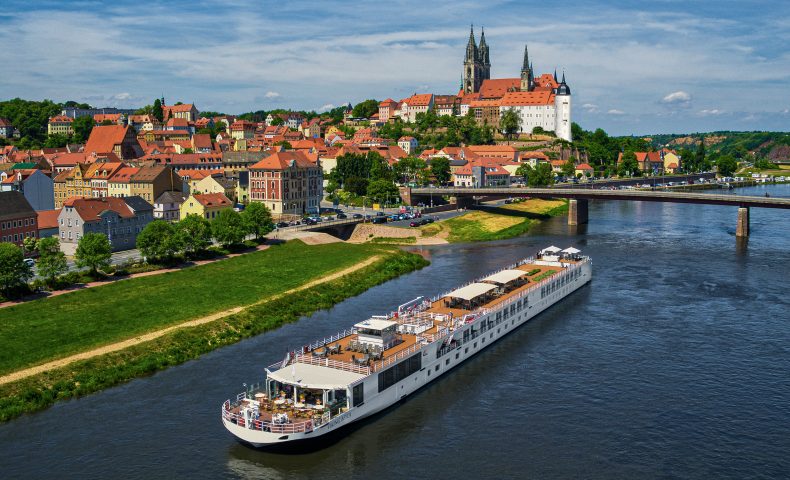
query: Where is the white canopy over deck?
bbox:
[561,247,581,254]
[354,318,398,331]
[481,269,526,285]
[541,245,561,254]
[269,363,365,390]
[446,282,497,301]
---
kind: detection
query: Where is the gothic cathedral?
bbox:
[462,26,490,94]
[463,27,535,94]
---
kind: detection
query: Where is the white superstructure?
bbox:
[222,246,592,447]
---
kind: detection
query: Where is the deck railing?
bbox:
[293,353,371,375]
[372,341,423,371]
[307,328,356,351]
[222,400,315,434]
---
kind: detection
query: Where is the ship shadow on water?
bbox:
[225,282,592,462]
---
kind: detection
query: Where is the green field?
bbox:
[420,199,568,242]
[0,241,393,375]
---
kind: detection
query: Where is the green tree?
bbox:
[344,177,369,196]
[75,233,112,274]
[71,115,95,143]
[528,163,555,187]
[430,157,451,185]
[500,108,520,139]
[22,236,39,257]
[694,138,706,173]
[366,179,400,204]
[153,98,164,122]
[351,99,379,119]
[44,133,70,148]
[211,208,245,246]
[274,141,292,150]
[177,214,212,255]
[618,150,640,177]
[136,220,181,262]
[36,237,67,284]
[717,154,738,176]
[561,156,577,178]
[0,243,32,297]
[515,163,533,181]
[270,116,285,126]
[241,202,274,240]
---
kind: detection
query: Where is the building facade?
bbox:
[248,151,323,219]
[58,196,153,253]
[0,191,38,246]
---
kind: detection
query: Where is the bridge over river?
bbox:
[402,186,790,238]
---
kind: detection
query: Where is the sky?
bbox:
[1,0,789,136]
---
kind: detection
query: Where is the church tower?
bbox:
[463,26,489,94]
[554,72,572,142]
[520,45,534,92]
[478,28,491,85]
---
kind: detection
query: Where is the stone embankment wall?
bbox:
[348,224,421,243]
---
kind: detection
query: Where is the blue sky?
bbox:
[1,0,789,135]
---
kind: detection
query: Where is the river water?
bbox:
[2,184,789,479]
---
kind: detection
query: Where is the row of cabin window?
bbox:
[540,269,582,298]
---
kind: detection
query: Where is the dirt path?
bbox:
[0,255,382,386]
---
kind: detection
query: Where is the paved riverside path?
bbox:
[408,187,790,209]
[0,255,382,386]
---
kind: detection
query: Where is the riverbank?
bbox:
[419,198,568,242]
[0,242,429,421]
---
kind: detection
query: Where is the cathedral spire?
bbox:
[554,68,558,82]
[465,24,477,63]
[478,26,490,65]
[521,44,530,74]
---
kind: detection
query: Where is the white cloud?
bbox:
[264,91,281,99]
[318,103,336,112]
[661,91,692,108]
[607,109,625,115]
[582,103,599,113]
[113,92,132,100]
[698,109,725,116]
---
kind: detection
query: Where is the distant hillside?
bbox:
[646,131,790,161]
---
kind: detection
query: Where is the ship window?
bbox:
[378,354,421,393]
[510,305,516,316]
[352,383,364,407]
[435,365,439,372]
[456,353,459,359]
[474,342,477,348]
[465,348,468,354]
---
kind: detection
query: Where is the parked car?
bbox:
[304,218,317,225]
[424,217,434,224]
[409,220,421,227]
[389,214,400,221]
[372,217,387,224]
[276,221,289,228]
[352,213,363,219]
[24,258,35,268]
[336,212,347,219]
[375,211,386,217]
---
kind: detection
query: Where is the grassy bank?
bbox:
[0,241,396,375]
[420,199,568,242]
[0,249,429,421]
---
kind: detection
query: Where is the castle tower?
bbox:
[463,26,486,94]
[520,45,533,92]
[554,72,572,142]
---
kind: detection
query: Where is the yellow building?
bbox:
[107,166,140,198]
[48,115,74,136]
[662,149,681,173]
[193,175,236,202]
[52,164,92,208]
[180,192,233,220]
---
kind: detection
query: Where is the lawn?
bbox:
[420,198,567,242]
[0,241,391,375]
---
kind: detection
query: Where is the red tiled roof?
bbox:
[37,209,61,229]
[94,113,121,123]
[49,115,73,123]
[192,192,232,208]
[478,78,520,98]
[164,104,195,113]
[85,125,130,155]
[108,167,140,183]
[499,90,554,106]
[63,197,134,221]
[406,94,433,107]
[250,151,317,170]
[575,163,594,171]
[166,117,189,127]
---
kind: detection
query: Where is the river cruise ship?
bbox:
[222,246,592,447]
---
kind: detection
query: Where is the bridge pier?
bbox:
[736,207,749,237]
[568,199,589,226]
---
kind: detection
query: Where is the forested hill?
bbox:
[644,131,790,162]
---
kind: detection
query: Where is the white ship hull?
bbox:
[222,257,592,448]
